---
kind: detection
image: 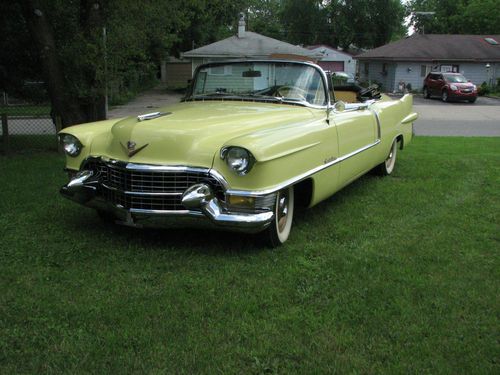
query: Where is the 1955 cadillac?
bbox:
[59,60,418,246]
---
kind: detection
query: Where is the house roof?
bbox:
[356,34,500,62]
[182,31,318,59]
[306,44,353,58]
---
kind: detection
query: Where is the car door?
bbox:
[332,104,379,185]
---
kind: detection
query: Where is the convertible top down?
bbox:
[59,60,418,246]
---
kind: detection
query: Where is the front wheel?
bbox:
[375,139,398,176]
[266,186,294,247]
[441,90,449,102]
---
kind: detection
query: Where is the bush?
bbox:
[477,82,490,96]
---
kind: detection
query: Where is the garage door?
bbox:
[318,61,344,72]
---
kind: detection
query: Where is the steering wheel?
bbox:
[275,85,308,102]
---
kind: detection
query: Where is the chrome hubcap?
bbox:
[277,192,289,232]
[385,142,396,172]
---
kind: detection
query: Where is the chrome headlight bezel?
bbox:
[220,146,255,175]
[59,133,83,157]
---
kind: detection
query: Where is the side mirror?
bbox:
[334,101,345,112]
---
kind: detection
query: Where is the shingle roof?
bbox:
[356,34,500,62]
[182,31,318,58]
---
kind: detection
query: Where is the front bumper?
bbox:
[60,161,275,233]
[448,90,477,100]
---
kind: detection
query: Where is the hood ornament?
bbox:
[121,141,149,157]
[137,112,171,121]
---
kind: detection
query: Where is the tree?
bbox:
[328,0,405,49]
[20,0,90,126]
[406,0,500,34]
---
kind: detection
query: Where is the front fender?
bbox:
[213,115,336,192]
[59,118,123,170]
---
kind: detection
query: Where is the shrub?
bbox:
[477,82,490,96]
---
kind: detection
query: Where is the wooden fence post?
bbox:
[1,113,9,155]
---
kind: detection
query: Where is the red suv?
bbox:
[423,72,477,103]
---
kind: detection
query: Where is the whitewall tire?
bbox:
[266,186,294,247]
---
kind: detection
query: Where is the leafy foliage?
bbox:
[406,0,500,34]
[3,0,407,126]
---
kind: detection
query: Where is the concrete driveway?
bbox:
[108,85,183,119]
[412,95,500,136]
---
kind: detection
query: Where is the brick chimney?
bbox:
[238,12,246,38]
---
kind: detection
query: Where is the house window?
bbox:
[364,62,369,74]
[209,65,232,75]
[420,65,427,77]
[382,63,387,73]
[440,64,459,73]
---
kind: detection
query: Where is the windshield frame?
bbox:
[183,60,331,109]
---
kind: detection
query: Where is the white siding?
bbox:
[361,60,500,92]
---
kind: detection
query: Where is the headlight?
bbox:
[221,146,255,175]
[472,84,477,90]
[450,84,458,91]
[59,133,83,157]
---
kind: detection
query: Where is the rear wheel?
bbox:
[441,90,449,102]
[469,97,477,103]
[375,139,398,176]
[423,87,430,99]
[266,186,294,247]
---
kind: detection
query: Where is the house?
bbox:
[306,45,357,75]
[181,14,319,76]
[356,34,500,92]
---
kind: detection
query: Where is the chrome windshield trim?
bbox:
[227,140,381,197]
[185,59,331,109]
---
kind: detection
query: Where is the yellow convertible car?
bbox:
[59,60,418,246]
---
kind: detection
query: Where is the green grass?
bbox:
[0,105,51,117]
[1,135,58,154]
[0,137,498,374]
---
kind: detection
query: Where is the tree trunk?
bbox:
[20,0,88,127]
[79,0,107,122]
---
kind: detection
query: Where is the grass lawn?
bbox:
[0,137,498,374]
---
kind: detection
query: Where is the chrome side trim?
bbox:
[227,139,381,197]
[371,109,382,140]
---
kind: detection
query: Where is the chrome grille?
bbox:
[84,159,225,211]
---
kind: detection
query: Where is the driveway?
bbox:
[108,85,183,119]
[412,95,500,136]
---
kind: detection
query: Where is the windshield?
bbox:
[445,74,468,83]
[188,61,327,106]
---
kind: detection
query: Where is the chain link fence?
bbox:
[0,91,59,154]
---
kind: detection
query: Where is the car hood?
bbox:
[101,101,316,168]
